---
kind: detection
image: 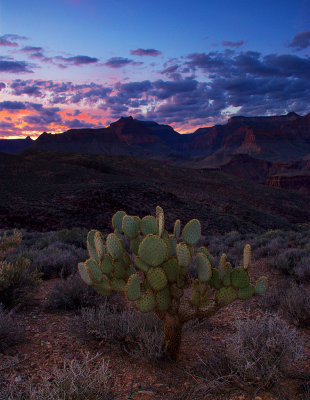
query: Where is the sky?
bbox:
[0,0,309,138]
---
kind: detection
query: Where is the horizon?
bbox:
[1,0,310,139]
[1,110,309,140]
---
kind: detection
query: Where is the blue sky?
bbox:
[0,0,309,137]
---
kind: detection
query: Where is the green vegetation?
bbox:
[0,230,40,308]
[78,206,268,360]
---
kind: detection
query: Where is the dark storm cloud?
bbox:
[103,57,143,68]
[288,30,310,50]
[222,40,244,47]
[0,60,34,73]
[0,82,6,90]
[0,34,28,47]
[130,48,162,56]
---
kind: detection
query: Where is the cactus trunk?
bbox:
[163,314,184,360]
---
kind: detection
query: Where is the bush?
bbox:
[1,353,115,400]
[225,313,304,387]
[30,242,87,278]
[0,230,41,308]
[46,274,104,311]
[77,300,167,362]
[186,313,305,398]
[271,248,310,281]
[0,256,41,308]
[56,227,88,248]
[0,303,24,351]
[280,283,310,328]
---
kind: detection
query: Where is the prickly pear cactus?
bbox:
[78,206,268,360]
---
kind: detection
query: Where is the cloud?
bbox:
[0,34,28,47]
[130,48,162,56]
[288,30,310,50]
[222,40,244,48]
[0,82,5,90]
[0,60,34,73]
[3,48,309,133]
[103,57,143,68]
[0,101,27,110]
[54,55,99,66]
[64,118,97,129]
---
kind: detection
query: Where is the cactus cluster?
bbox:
[78,206,268,360]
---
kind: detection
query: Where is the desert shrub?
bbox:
[1,353,114,400]
[0,230,41,308]
[46,274,103,311]
[225,313,304,388]
[185,342,237,397]
[0,256,41,308]
[270,248,310,281]
[56,227,88,248]
[0,304,24,352]
[77,300,167,362]
[30,242,87,278]
[184,313,304,397]
[280,283,310,328]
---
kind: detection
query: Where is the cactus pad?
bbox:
[94,231,105,262]
[173,219,181,239]
[156,287,171,311]
[87,230,99,263]
[238,285,254,299]
[231,267,250,289]
[122,215,140,239]
[140,215,157,235]
[168,235,177,256]
[112,259,127,279]
[218,253,227,280]
[106,233,123,260]
[138,234,167,267]
[176,242,191,267]
[86,258,103,282]
[78,262,92,285]
[157,211,165,237]
[112,210,126,233]
[197,246,214,265]
[222,262,232,286]
[110,278,126,292]
[101,254,114,275]
[182,219,201,245]
[134,256,149,272]
[162,258,179,282]
[243,244,251,269]
[255,276,268,294]
[125,273,141,301]
[130,236,141,255]
[146,267,168,291]
[196,252,212,282]
[209,268,221,289]
[216,287,237,305]
[136,289,155,313]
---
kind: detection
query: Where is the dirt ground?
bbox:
[1,260,309,400]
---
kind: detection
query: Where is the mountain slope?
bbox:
[0,150,309,234]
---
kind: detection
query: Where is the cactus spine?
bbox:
[78,206,268,360]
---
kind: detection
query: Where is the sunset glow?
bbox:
[1,0,309,138]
